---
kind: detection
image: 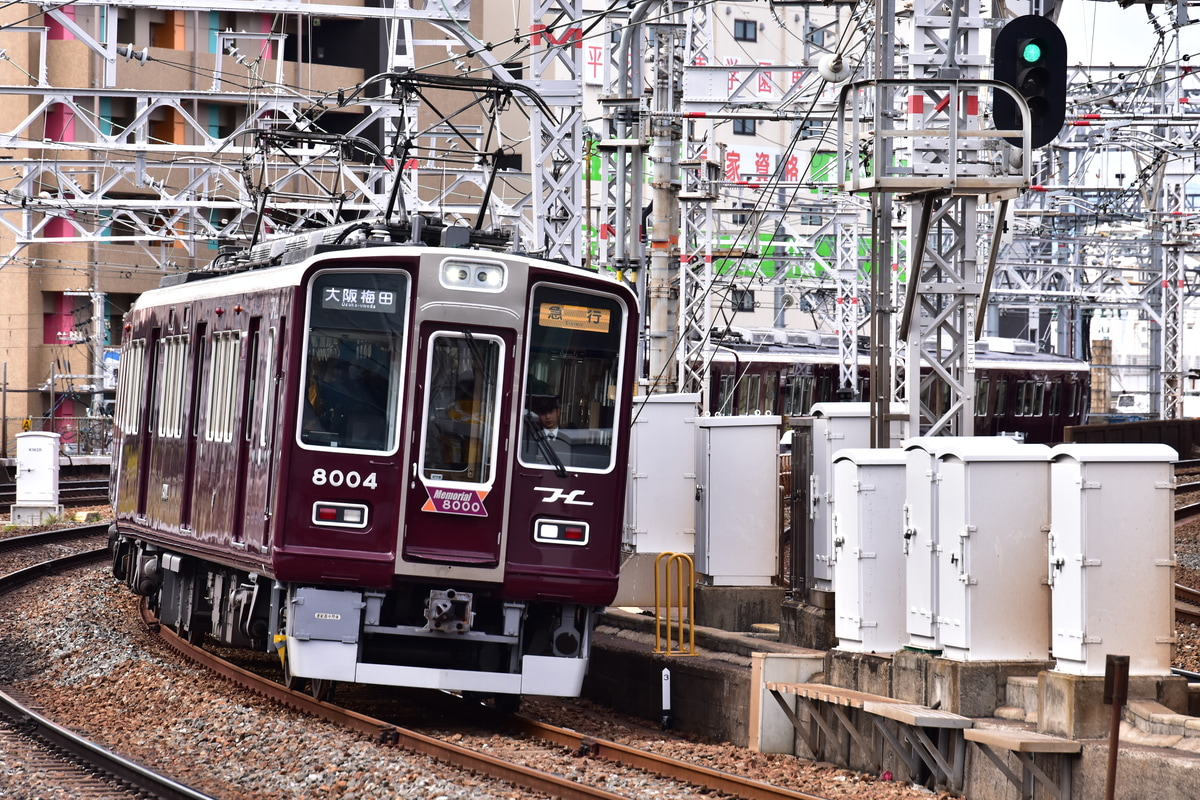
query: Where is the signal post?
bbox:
[845,3,1067,442]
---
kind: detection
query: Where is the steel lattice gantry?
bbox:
[992,56,1200,419]
[840,0,1030,439]
[0,0,587,267]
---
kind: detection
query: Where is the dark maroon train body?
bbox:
[109,222,638,701]
[702,329,1090,443]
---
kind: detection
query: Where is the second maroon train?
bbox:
[701,328,1090,444]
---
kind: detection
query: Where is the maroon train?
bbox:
[702,329,1090,443]
[109,220,638,704]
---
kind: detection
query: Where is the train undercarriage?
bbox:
[109,528,594,704]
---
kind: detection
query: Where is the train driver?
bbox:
[523,394,571,466]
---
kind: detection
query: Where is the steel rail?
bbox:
[144,603,833,800]
[0,686,220,800]
[143,604,634,800]
[0,546,107,592]
[504,715,831,800]
[0,541,219,800]
[0,522,108,554]
[1176,583,1200,626]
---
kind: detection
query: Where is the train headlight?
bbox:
[440,259,507,292]
[533,518,589,546]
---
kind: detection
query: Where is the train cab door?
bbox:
[401,325,514,568]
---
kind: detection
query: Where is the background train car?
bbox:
[698,328,1089,444]
[109,221,638,705]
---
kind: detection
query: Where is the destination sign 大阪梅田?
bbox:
[321,286,398,313]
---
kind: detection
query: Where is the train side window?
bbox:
[115,338,146,435]
[994,380,1007,416]
[521,285,627,472]
[1033,382,1045,416]
[717,375,736,415]
[765,372,779,414]
[974,378,989,417]
[421,333,503,484]
[799,376,814,415]
[816,375,831,404]
[1049,381,1061,417]
[205,331,242,443]
[157,334,189,438]
[783,378,799,415]
[299,271,408,453]
[259,326,277,449]
[740,374,761,414]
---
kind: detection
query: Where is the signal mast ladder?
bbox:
[763,683,1081,797]
[653,552,698,656]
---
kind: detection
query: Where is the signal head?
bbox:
[992,15,1068,149]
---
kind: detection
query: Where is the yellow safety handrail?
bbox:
[653,552,697,656]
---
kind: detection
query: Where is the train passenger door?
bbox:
[402,325,513,567]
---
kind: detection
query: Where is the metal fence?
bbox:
[3,416,114,457]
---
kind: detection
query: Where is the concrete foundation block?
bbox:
[10,504,64,525]
[825,649,894,697]
[929,658,1053,718]
[892,648,933,705]
[1039,671,1189,739]
[891,650,1051,717]
[693,584,785,633]
[778,599,835,651]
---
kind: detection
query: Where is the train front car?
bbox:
[283,252,638,700]
[110,243,638,704]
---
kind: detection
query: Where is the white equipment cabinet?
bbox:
[624,393,700,555]
[806,403,907,592]
[614,393,700,607]
[694,416,780,586]
[831,448,907,653]
[934,441,1053,661]
[11,431,64,525]
[1048,443,1177,676]
[903,436,1020,651]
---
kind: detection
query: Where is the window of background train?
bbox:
[717,375,735,414]
[521,286,625,471]
[299,271,408,453]
[421,333,502,484]
[995,380,1008,416]
[974,378,990,417]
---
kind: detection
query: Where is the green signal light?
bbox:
[1021,41,1043,63]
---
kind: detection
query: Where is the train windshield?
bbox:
[521,285,625,472]
[421,333,503,484]
[299,271,408,452]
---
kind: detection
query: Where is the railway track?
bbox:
[0,478,110,510]
[0,530,218,800]
[8,526,840,800]
[145,602,831,800]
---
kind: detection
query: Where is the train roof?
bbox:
[132,227,626,312]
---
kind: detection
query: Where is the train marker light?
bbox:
[992,14,1068,148]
